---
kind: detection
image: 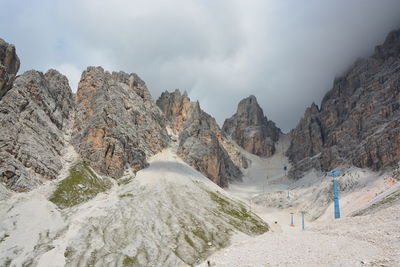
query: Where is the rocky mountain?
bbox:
[73,66,170,179]
[157,89,243,187]
[0,69,73,191]
[0,38,20,100]
[223,95,281,157]
[287,29,400,178]
[0,36,245,192]
[2,27,400,192]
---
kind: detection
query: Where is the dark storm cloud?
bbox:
[1,0,400,132]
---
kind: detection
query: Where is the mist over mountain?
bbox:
[2,0,400,131]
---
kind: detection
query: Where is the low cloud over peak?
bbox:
[2,0,400,132]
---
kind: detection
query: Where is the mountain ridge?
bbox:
[1,27,400,191]
[157,89,243,187]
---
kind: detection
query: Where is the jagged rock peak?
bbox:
[222,95,281,157]
[73,66,170,180]
[156,89,193,132]
[156,89,243,187]
[308,102,320,113]
[374,28,400,60]
[287,28,400,179]
[0,69,73,191]
[236,95,265,125]
[0,38,20,100]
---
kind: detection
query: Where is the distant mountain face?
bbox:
[287,29,400,178]
[0,37,243,191]
[72,67,170,179]
[157,89,243,187]
[222,95,281,157]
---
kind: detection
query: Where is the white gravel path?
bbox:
[198,203,400,267]
[200,230,388,267]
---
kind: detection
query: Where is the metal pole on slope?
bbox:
[290,212,294,227]
[326,171,344,219]
[300,211,306,230]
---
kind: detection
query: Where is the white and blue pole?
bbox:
[300,211,306,230]
[326,171,344,219]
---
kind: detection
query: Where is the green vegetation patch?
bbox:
[119,193,134,198]
[191,226,208,244]
[2,258,12,267]
[123,256,137,266]
[208,191,269,235]
[117,175,135,186]
[49,162,112,209]
[87,250,98,267]
[64,246,75,262]
[184,234,195,248]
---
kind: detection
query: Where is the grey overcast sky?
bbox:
[1,0,400,132]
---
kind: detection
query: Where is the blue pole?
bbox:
[326,171,343,219]
[333,175,340,219]
[301,211,305,230]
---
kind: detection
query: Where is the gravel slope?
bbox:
[198,136,400,266]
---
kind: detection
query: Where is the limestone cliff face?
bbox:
[0,70,73,191]
[157,89,191,133]
[222,95,281,157]
[287,29,400,178]
[286,103,324,164]
[73,67,170,179]
[2,28,399,191]
[0,38,20,100]
[157,90,242,187]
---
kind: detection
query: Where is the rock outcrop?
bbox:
[0,38,20,100]
[0,70,73,191]
[73,67,170,179]
[287,29,400,178]
[222,95,281,157]
[157,89,242,187]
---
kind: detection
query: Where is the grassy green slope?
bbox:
[49,162,112,209]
